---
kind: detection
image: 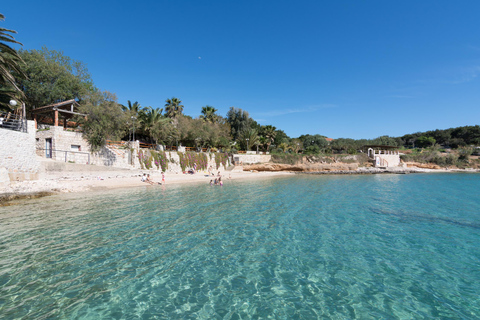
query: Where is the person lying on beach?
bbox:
[145,174,159,185]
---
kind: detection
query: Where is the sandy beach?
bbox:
[0,169,295,203]
[1,165,478,204]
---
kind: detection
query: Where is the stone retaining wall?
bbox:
[0,120,39,181]
[136,151,231,174]
[233,154,271,164]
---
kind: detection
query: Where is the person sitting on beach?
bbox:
[146,174,156,185]
[141,174,147,182]
[146,174,161,185]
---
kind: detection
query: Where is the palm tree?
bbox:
[289,138,302,154]
[0,13,26,110]
[259,136,267,152]
[278,142,289,153]
[122,100,141,142]
[238,128,259,151]
[165,97,184,118]
[261,125,277,152]
[200,105,218,123]
[139,106,163,143]
[122,100,141,114]
[164,97,184,128]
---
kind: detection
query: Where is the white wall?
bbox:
[36,126,90,164]
[233,154,271,164]
[0,120,39,181]
[375,154,401,167]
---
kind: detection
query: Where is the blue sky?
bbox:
[3,1,480,139]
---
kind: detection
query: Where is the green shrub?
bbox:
[458,147,473,161]
[214,152,229,169]
[304,145,320,155]
[138,150,152,169]
[401,150,461,167]
[271,154,303,165]
[151,150,168,172]
[177,152,209,172]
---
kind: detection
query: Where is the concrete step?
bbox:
[231,166,244,172]
[40,159,133,173]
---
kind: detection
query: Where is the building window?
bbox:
[71,145,81,152]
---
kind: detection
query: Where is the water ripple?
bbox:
[0,174,480,319]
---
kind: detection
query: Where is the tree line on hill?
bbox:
[1,14,479,155]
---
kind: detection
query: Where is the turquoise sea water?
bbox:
[1,173,480,319]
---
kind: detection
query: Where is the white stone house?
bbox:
[32,100,92,163]
[31,100,134,168]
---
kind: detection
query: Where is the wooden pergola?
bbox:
[31,99,86,129]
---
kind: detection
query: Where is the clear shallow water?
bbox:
[1,173,480,319]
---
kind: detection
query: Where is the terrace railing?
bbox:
[0,111,27,133]
[139,142,155,149]
[106,140,129,147]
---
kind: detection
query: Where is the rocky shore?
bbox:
[243,162,480,175]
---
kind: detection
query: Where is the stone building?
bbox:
[32,100,91,163]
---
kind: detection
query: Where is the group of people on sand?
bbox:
[141,172,165,185]
[207,166,221,177]
[140,169,229,187]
